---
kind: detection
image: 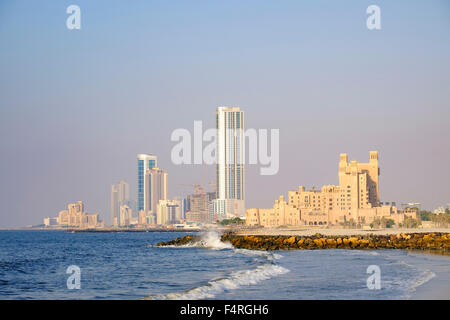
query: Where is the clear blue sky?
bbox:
[1,0,449,227]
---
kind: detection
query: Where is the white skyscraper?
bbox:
[214,106,245,219]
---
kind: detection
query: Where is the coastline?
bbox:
[235,228,450,300]
[234,227,450,237]
[407,250,450,300]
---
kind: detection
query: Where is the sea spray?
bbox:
[148,229,289,300]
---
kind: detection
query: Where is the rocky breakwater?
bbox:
[156,235,200,246]
[156,232,450,253]
[220,232,450,252]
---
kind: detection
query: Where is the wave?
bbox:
[407,269,436,294]
[144,230,289,300]
[151,231,284,263]
[378,252,437,299]
[144,263,290,300]
[148,230,233,250]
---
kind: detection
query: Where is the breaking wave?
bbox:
[145,229,289,300]
[144,263,289,300]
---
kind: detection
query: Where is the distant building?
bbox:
[246,152,418,227]
[434,206,446,214]
[119,204,132,227]
[156,199,181,225]
[43,217,58,227]
[144,167,167,215]
[186,192,216,223]
[57,201,103,228]
[213,106,245,219]
[111,180,130,227]
[137,154,157,213]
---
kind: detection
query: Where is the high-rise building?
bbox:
[214,106,245,219]
[110,180,130,226]
[144,167,167,215]
[137,154,157,212]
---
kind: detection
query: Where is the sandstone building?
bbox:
[57,201,103,228]
[246,151,417,227]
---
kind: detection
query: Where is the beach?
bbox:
[234,227,450,299]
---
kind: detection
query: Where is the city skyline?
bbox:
[1,1,450,227]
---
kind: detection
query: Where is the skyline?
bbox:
[1,0,450,227]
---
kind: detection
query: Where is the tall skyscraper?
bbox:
[214,106,245,219]
[137,154,157,212]
[110,180,130,226]
[144,167,168,215]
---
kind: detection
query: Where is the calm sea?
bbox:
[0,230,448,300]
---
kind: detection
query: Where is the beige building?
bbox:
[118,204,132,227]
[137,167,168,225]
[144,167,167,215]
[246,151,418,227]
[57,201,103,228]
[156,199,182,225]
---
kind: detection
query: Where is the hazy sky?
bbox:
[1,0,449,227]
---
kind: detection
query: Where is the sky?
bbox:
[0,0,449,227]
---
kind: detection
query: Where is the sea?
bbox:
[0,230,448,300]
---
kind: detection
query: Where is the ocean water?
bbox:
[0,230,448,300]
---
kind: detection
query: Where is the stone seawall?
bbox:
[157,233,450,252]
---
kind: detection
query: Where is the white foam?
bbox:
[407,270,436,294]
[199,230,234,250]
[145,264,290,300]
[152,230,233,250]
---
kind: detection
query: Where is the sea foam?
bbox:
[145,263,290,300]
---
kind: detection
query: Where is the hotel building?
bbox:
[246,151,418,227]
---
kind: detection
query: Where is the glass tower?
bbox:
[137,154,157,212]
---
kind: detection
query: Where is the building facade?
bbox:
[214,106,245,219]
[186,192,215,223]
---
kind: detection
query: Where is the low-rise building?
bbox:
[57,201,103,228]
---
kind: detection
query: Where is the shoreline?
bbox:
[406,250,450,299]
